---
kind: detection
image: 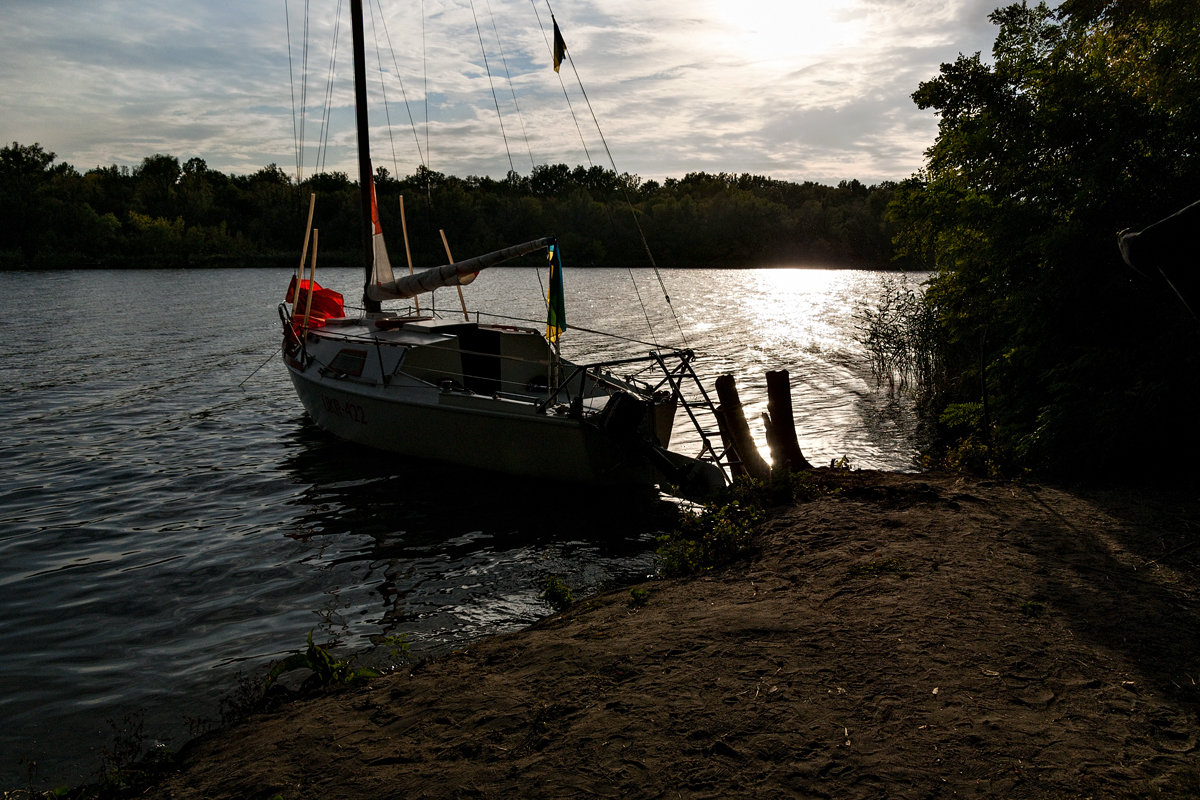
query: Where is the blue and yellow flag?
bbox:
[552,17,566,73]
[547,242,566,342]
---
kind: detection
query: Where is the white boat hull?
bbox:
[282,316,694,487]
[287,363,662,486]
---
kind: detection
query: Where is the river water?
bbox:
[0,266,924,787]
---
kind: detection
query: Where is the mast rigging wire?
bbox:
[285,0,301,182]
[422,0,430,184]
[366,0,394,179]
[310,0,345,176]
[527,0,592,165]
[370,0,428,177]
[485,0,537,172]
[539,0,689,349]
[285,0,316,183]
[469,0,516,175]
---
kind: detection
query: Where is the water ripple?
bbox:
[0,266,924,787]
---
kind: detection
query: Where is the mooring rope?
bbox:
[239,344,284,389]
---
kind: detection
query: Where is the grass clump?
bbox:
[383,633,412,664]
[541,576,573,612]
[657,471,832,578]
[656,498,763,578]
[726,470,829,508]
[1019,600,1046,618]
[265,631,380,694]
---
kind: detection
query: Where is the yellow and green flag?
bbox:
[547,242,566,342]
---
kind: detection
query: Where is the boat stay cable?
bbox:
[284,0,305,183]
[371,0,427,172]
[523,2,658,349]
[312,0,345,176]
[422,0,430,188]
[368,0,424,181]
[538,0,690,351]
[469,0,516,176]
[484,0,537,172]
[527,0,592,164]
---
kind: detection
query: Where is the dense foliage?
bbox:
[0,147,896,270]
[888,0,1200,478]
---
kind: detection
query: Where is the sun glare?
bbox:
[706,0,867,67]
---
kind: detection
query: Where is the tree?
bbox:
[889,0,1200,477]
[0,142,57,263]
[178,157,216,224]
[133,154,182,219]
[0,142,900,271]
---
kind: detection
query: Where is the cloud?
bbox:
[0,0,1004,184]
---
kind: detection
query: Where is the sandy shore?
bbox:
[152,470,1200,799]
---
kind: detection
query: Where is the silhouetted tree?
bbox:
[0,142,57,264]
[888,0,1200,477]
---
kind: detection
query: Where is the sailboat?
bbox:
[278,0,731,493]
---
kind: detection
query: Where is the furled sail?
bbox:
[367,182,397,290]
[366,236,555,301]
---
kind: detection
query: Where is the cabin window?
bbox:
[329,348,368,376]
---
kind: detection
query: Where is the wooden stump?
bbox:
[714,374,771,482]
[763,369,813,472]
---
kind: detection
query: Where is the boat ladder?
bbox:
[651,351,744,483]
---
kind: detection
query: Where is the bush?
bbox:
[656,500,763,578]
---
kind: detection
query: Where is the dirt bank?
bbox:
[154,471,1200,799]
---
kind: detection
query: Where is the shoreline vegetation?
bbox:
[0,144,899,272]
[17,468,1200,799]
[858,0,1200,482]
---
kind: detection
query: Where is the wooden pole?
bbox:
[295,192,317,292]
[438,229,471,321]
[763,369,813,471]
[399,195,420,314]
[714,374,771,481]
[349,0,380,314]
[300,229,318,331]
[712,405,745,478]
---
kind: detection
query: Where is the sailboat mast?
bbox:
[349,0,380,313]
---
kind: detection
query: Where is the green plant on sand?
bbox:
[656,499,762,578]
[541,576,574,612]
[266,631,380,694]
[657,471,831,578]
[382,633,412,664]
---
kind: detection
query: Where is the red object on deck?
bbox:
[285,276,345,327]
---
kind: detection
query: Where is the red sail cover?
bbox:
[285,276,345,327]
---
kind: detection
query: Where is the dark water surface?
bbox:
[0,266,923,787]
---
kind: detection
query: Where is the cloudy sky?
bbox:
[2,0,1005,185]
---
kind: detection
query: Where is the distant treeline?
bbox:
[0,143,898,270]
